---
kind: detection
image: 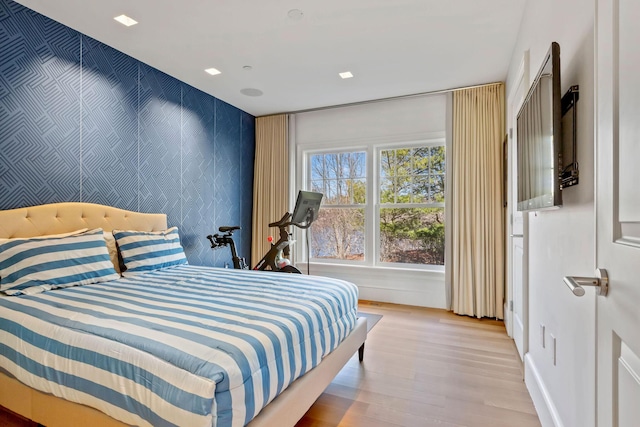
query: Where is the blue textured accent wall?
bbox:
[0,0,255,266]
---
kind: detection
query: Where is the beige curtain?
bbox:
[451,84,505,319]
[251,115,289,266]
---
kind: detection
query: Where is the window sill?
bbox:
[299,261,445,275]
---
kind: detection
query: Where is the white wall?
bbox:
[505,1,595,426]
[295,95,447,145]
[292,94,448,308]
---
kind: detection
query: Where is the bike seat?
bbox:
[219,226,240,232]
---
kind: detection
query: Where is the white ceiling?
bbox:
[14,0,526,117]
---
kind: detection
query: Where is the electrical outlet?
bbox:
[540,324,546,348]
[550,334,557,366]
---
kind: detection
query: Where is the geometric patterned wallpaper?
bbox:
[0,0,255,266]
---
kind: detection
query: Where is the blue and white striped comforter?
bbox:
[0,265,359,427]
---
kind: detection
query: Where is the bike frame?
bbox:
[253,213,295,271]
[207,227,248,270]
[209,210,313,273]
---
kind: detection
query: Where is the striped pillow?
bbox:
[112,227,188,277]
[103,231,121,274]
[0,228,120,296]
[0,228,88,243]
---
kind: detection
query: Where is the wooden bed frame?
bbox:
[0,202,367,427]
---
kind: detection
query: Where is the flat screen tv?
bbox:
[516,42,563,212]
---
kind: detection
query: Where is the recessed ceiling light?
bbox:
[242,65,253,71]
[114,14,138,27]
[339,71,354,79]
[205,68,222,76]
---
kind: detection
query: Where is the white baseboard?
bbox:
[524,353,564,427]
[358,284,446,309]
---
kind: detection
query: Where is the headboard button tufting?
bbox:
[0,203,167,238]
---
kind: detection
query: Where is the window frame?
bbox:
[299,137,445,271]
[374,139,446,270]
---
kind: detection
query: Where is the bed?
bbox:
[0,202,367,427]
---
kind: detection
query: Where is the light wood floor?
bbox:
[295,301,541,427]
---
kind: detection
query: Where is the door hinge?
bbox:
[509,300,514,311]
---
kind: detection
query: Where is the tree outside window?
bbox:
[307,143,445,267]
[310,152,366,261]
[379,146,445,265]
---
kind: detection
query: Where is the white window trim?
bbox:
[295,136,445,272]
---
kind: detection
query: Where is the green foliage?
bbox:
[416,221,445,262]
[310,145,446,265]
[380,146,445,204]
[380,207,445,264]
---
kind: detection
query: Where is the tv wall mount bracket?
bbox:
[560,85,580,190]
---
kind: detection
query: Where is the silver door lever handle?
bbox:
[563,268,608,297]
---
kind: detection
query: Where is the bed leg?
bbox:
[358,343,365,362]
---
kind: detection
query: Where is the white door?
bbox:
[595,0,640,425]
[506,53,529,360]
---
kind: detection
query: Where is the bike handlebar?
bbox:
[206,234,217,248]
[268,212,312,230]
[268,212,291,228]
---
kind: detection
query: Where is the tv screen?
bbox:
[291,190,323,225]
[516,42,563,212]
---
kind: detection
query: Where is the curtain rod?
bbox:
[281,81,503,116]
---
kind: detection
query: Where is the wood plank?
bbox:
[296,301,540,427]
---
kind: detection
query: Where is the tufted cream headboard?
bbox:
[0,202,167,239]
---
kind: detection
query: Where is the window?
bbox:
[379,146,445,265]
[309,151,366,261]
[306,140,445,268]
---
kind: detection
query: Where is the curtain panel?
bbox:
[251,115,289,266]
[451,84,506,319]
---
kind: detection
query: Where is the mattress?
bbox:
[0,265,359,427]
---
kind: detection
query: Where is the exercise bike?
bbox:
[206,226,249,270]
[207,213,301,273]
[207,190,323,274]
